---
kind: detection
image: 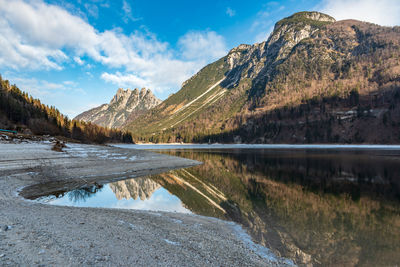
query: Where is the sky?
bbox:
[0,0,399,118]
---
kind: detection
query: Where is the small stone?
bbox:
[2,225,12,232]
[0,254,5,258]
[95,255,108,261]
[38,249,45,255]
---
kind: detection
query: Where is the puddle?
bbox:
[23,177,191,214]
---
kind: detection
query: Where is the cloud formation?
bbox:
[122,0,140,23]
[101,30,227,93]
[319,0,400,26]
[250,5,284,43]
[0,0,228,93]
[226,7,235,17]
[101,72,148,89]
[8,76,70,96]
[178,31,228,62]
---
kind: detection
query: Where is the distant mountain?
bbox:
[0,75,133,143]
[75,88,161,128]
[109,177,161,200]
[125,11,400,144]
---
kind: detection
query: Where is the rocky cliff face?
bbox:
[75,88,161,128]
[109,177,161,200]
[222,11,336,91]
[126,11,400,144]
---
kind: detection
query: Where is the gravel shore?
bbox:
[0,141,292,266]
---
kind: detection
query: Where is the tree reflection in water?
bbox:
[67,184,103,203]
[150,149,400,266]
[28,148,400,266]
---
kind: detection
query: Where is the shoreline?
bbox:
[0,141,292,266]
[114,143,400,150]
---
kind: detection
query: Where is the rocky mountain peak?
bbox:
[139,88,154,98]
[125,11,400,145]
[109,177,161,201]
[274,11,335,30]
[266,11,336,62]
[75,87,161,128]
[224,11,336,81]
[112,88,132,104]
[229,44,252,54]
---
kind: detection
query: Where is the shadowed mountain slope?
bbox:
[125,11,400,144]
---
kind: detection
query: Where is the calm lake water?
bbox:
[29,145,400,266]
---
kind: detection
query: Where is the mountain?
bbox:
[75,88,161,129]
[149,150,400,266]
[109,177,161,200]
[0,75,133,143]
[125,11,400,144]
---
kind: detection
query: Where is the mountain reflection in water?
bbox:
[149,149,400,266]
[30,148,400,266]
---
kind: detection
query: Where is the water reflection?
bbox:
[30,177,191,213]
[26,148,400,266]
[150,149,400,266]
[67,184,103,202]
[109,178,161,201]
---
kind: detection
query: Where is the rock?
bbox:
[1,225,12,231]
[94,255,108,262]
[51,141,66,152]
[74,88,161,128]
[109,177,160,201]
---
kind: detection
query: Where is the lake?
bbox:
[28,145,400,266]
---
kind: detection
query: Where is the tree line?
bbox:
[0,75,133,144]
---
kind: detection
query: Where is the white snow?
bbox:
[171,78,224,116]
[113,143,400,150]
[169,88,227,128]
[230,223,295,265]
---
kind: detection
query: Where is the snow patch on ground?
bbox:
[169,218,183,224]
[114,143,400,150]
[230,223,295,265]
[171,78,224,116]
[65,144,138,161]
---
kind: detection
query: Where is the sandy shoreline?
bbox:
[0,141,291,266]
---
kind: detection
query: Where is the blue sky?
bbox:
[0,0,399,118]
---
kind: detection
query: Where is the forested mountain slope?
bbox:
[0,76,133,144]
[126,12,400,144]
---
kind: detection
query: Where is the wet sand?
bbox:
[0,141,291,266]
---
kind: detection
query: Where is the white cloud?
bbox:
[122,0,132,23]
[250,10,274,43]
[73,56,84,65]
[63,80,78,86]
[122,0,141,23]
[0,0,228,94]
[100,2,110,9]
[318,0,400,26]
[253,26,274,43]
[7,77,67,96]
[101,72,148,89]
[84,3,99,18]
[178,31,227,62]
[5,75,88,117]
[102,30,227,92]
[226,7,236,17]
[0,0,97,69]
